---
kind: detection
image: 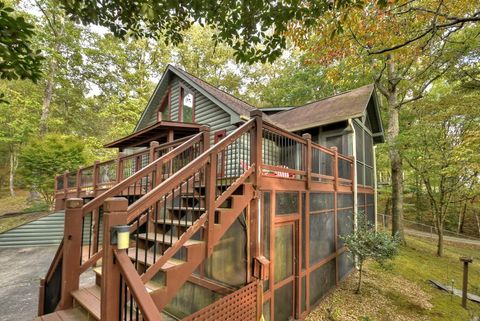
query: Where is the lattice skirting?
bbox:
[182,281,259,321]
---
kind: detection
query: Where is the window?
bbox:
[179,85,194,122]
[157,91,170,121]
[214,130,226,144]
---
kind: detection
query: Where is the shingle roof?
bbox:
[172,66,257,117]
[268,84,375,131]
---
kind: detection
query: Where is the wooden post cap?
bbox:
[104,197,128,212]
[150,141,159,147]
[302,133,312,140]
[250,110,263,118]
[460,256,473,263]
[331,146,338,152]
[200,125,210,132]
[66,198,83,209]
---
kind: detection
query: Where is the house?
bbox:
[37,65,384,321]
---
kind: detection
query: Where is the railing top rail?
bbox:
[96,159,116,167]
[311,141,335,156]
[263,121,307,144]
[82,132,203,214]
[127,118,256,220]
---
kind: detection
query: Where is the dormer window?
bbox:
[157,91,170,122]
[179,85,194,123]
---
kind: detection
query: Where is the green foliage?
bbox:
[0,2,43,84]
[18,134,86,207]
[342,217,399,293]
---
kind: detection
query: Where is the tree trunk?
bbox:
[436,220,444,256]
[9,147,17,198]
[387,102,405,243]
[474,211,480,237]
[356,262,363,294]
[39,62,56,135]
[457,201,467,234]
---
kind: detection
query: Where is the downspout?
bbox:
[348,119,358,233]
[373,145,378,231]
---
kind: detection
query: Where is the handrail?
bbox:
[82,133,203,214]
[114,250,163,321]
[127,119,255,219]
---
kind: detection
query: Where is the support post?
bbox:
[63,171,69,197]
[303,133,312,190]
[59,198,83,309]
[331,147,338,191]
[101,197,128,321]
[76,168,81,197]
[460,256,473,309]
[205,151,216,257]
[250,110,263,189]
[201,125,210,151]
[249,110,263,285]
[93,160,100,196]
[116,152,125,183]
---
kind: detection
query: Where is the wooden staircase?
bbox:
[36,116,261,321]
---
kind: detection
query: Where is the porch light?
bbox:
[111,225,130,250]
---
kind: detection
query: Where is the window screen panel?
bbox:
[309,259,336,306]
[274,283,294,321]
[337,209,354,248]
[310,192,334,212]
[274,224,293,283]
[338,251,354,281]
[309,211,335,265]
[275,192,298,215]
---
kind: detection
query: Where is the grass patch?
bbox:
[0,190,50,233]
[307,235,480,321]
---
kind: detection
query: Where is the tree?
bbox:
[341,217,399,293]
[289,1,480,244]
[0,2,43,87]
[401,86,480,256]
[18,134,86,208]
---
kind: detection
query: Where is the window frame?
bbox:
[179,84,195,123]
[156,89,171,122]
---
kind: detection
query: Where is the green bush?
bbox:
[341,217,400,293]
[18,134,86,208]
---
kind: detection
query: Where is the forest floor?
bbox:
[307,235,480,321]
[0,190,49,233]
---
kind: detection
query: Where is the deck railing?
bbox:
[54,136,194,205]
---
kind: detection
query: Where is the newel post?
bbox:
[59,198,83,309]
[149,141,159,163]
[331,147,338,191]
[101,197,128,321]
[200,125,211,151]
[303,133,312,190]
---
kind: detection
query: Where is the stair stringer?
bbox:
[149,183,255,312]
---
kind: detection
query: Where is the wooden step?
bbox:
[127,248,185,270]
[92,265,161,293]
[154,218,196,227]
[32,308,87,321]
[72,286,101,320]
[137,233,204,247]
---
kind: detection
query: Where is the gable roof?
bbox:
[269,84,377,131]
[173,66,257,117]
[135,65,261,131]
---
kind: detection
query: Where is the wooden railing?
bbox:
[78,132,206,272]
[261,122,355,187]
[125,118,257,283]
[54,136,194,203]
